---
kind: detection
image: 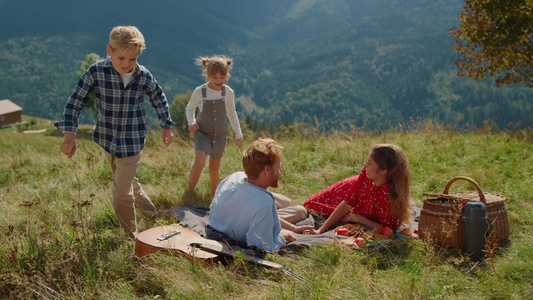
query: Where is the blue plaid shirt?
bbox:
[55,57,175,158]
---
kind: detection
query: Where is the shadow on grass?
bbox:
[179,190,213,208]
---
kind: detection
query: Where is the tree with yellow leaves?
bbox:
[448,0,533,87]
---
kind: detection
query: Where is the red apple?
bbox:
[354,237,367,247]
[381,227,394,238]
[336,228,350,236]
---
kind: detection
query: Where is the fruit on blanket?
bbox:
[336,228,350,236]
[372,232,390,240]
[362,231,374,240]
[354,237,367,247]
[381,227,394,238]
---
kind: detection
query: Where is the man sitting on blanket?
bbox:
[207,138,313,253]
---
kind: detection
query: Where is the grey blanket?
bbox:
[166,205,419,253]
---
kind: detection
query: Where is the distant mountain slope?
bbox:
[0,0,297,123]
[234,0,532,129]
[0,0,531,129]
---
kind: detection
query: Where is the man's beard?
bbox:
[270,178,279,188]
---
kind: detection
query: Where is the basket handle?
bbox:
[442,176,486,204]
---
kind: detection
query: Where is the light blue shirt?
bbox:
[209,172,286,252]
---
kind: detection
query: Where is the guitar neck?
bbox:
[191,242,282,269]
[190,242,311,285]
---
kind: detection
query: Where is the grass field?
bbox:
[1,118,532,299]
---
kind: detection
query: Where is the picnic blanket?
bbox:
[166,205,420,254]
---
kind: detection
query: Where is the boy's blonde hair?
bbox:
[108,26,146,54]
[195,55,233,81]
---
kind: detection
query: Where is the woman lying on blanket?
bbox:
[304,144,413,234]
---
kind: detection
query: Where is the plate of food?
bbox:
[334,224,418,248]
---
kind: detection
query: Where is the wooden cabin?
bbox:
[0,99,22,127]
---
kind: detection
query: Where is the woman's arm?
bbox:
[342,213,383,231]
[314,201,352,234]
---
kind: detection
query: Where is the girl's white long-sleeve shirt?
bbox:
[185,84,243,140]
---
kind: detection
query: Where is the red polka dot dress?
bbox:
[303,168,399,229]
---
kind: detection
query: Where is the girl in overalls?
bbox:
[185,55,243,197]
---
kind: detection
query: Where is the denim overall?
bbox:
[193,84,228,159]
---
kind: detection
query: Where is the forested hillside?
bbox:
[0,0,531,130]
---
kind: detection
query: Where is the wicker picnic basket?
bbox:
[418,176,509,248]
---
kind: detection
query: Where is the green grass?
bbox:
[1,118,532,299]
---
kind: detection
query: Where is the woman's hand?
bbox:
[343,212,383,231]
[303,228,320,235]
[292,225,315,234]
[279,219,314,234]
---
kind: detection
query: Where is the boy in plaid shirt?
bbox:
[55,26,175,238]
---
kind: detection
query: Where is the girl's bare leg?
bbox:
[208,158,221,197]
[188,150,207,191]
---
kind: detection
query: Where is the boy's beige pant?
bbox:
[105,152,157,238]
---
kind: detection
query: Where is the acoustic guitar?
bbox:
[135,224,310,285]
[135,224,227,264]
